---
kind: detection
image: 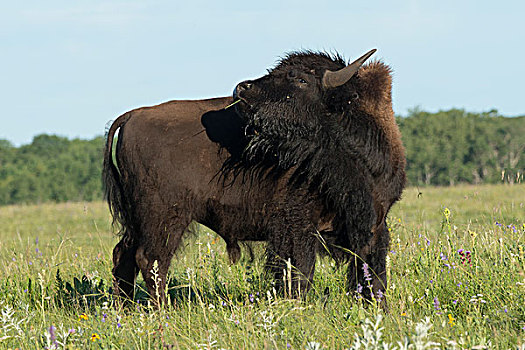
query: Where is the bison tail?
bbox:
[102,113,133,235]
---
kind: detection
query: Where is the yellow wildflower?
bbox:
[448,313,455,326]
[91,333,101,342]
[78,313,88,321]
[400,312,407,317]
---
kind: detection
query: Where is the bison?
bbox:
[103,49,405,304]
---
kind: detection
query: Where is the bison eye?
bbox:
[298,78,307,84]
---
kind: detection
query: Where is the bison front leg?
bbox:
[366,222,390,303]
[348,221,390,305]
[112,233,139,302]
[291,230,319,297]
[266,217,318,298]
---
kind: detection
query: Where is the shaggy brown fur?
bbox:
[228,52,406,299]
[103,50,406,304]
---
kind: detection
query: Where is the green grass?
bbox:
[0,184,524,348]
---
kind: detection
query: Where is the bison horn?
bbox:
[322,49,377,89]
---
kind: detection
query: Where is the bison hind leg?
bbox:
[112,232,139,302]
[134,222,187,306]
[135,245,171,306]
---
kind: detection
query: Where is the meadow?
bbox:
[0,184,523,349]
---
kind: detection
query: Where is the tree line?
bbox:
[398,109,524,186]
[0,109,523,205]
[0,135,104,205]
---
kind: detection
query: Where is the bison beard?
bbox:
[103,49,405,305]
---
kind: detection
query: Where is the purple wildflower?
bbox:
[452,299,458,305]
[249,294,254,303]
[376,289,384,302]
[433,297,442,314]
[68,328,76,334]
[35,237,39,245]
[356,283,363,294]
[362,263,372,282]
[49,325,58,347]
[102,313,107,322]
[117,322,122,328]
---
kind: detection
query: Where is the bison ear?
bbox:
[322,49,376,89]
[357,61,393,114]
[201,108,247,157]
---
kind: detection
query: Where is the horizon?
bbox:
[0,106,525,148]
[2,108,522,147]
[1,0,524,146]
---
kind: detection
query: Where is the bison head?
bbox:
[228,49,381,177]
[233,49,376,139]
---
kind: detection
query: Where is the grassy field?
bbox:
[0,184,523,349]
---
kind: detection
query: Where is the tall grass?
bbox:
[0,184,523,348]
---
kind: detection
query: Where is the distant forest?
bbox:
[0,109,523,205]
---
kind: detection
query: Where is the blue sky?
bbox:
[1,0,524,145]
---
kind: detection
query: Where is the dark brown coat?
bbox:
[103,50,405,303]
[104,98,331,301]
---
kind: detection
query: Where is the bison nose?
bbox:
[233,81,253,99]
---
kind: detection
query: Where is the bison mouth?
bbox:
[231,84,267,139]
[226,98,259,138]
